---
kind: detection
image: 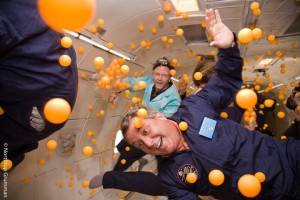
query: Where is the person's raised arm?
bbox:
[198,9,243,111]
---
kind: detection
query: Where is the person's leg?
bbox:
[0,101,65,169]
[90,171,166,196]
[113,139,146,171]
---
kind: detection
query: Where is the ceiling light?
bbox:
[170,0,199,12]
[258,83,284,93]
[63,30,130,61]
[258,58,273,66]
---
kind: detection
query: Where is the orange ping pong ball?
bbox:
[238,28,253,44]
[121,65,129,75]
[179,121,188,131]
[254,172,266,183]
[59,55,71,67]
[38,0,96,32]
[61,37,72,48]
[235,89,258,109]
[194,72,203,80]
[264,99,274,108]
[82,146,93,156]
[170,69,176,76]
[133,118,143,129]
[0,159,13,171]
[82,181,89,188]
[186,173,197,184]
[44,98,71,124]
[46,140,57,150]
[137,108,147,118]
[208,169,225,186]
[176,28,184,36]
[277,111,285,118]
[238,174,261,198]
[121,159,126,165]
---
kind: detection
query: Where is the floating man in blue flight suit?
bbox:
[119,9,300,200]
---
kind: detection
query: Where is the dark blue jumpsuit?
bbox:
[157,40,300,199]
[0,0,78,167]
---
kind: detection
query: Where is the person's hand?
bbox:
[293,109,300,122]
[178,78,188,95]
[108,92,120,104]
[205,9,234,49]
[30,106,45,132]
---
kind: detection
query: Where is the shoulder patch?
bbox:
[177,164,198,183]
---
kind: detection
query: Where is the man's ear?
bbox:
[155,112,166,120]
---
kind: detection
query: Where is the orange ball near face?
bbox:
[44,98,71,124]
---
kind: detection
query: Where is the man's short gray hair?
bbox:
[120,106,158,137]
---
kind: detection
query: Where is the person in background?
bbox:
[284,83,300,139]
[0,0,78,170]
[118,9,300,199]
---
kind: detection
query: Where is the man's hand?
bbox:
[205,9,234,49]
[30,106,45,132]
[178,78,188,95]
[108,92,120,104]
[293,109,300,122]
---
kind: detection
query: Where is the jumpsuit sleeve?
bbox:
[197,34,243,112]
[160,86,181,117]
[159,180,202,200]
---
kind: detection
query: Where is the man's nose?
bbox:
[143,137,153,148]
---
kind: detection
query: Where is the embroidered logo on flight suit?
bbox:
[177,164,198,183]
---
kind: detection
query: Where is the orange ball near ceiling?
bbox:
[250,2,260,10]
[38,0,96,32]
[44,98,71,124]
[176,28,184,36]
[238,28,253,44]
[236,89,258,109]
[252,28,262,39]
